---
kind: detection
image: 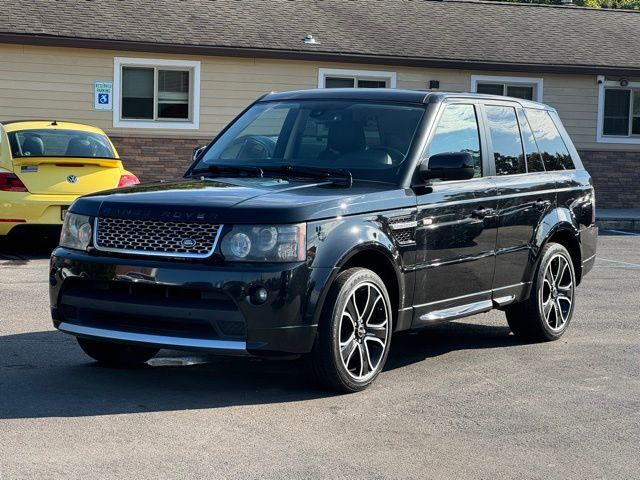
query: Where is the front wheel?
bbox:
[312,268,392,393]
[506,242,576,341]
[77,337,159,367]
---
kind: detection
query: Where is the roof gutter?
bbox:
[2,32,640,77]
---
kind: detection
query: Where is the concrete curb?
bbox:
[596,218,640,231]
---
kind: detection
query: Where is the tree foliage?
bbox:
[490,0,640,9]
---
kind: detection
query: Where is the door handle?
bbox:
[471,207,494,219]
[534,199,551,211]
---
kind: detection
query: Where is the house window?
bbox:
[602,88,640,136]
[596,80,640,144]
[471,75,543,102]
[318,68,396,89]
[113,57,201,129]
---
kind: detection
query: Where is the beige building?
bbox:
[1,0,639,207]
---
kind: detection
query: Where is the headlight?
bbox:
[221,223,306,262]
[60,213,92,251]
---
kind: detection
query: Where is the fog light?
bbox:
[248,285,269,305]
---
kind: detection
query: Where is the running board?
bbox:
[418,300,493,324]
[492,295,516,307]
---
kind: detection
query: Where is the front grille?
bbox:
[95,217,222,257]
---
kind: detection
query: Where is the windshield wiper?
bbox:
[191,164,264,178]
[263,165,353,187]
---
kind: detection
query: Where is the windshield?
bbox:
[8,129,117,159]
[195,100,425,182]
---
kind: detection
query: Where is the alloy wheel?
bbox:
[338,282,390,381]
[540,253,574,331]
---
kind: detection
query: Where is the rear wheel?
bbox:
[506,242,576,341]
[312,268,392,393]
[77,338,159,367]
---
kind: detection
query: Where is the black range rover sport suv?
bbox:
[50,89,597,392]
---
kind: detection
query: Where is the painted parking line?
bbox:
[596,257,640,269]
[601,229,640,236]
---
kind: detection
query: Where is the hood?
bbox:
[71,177,415,223]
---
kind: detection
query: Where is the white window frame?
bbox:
[318,68,397,89]
[596,79,640,144]
[471,75,544,103]
[113,57,201,130]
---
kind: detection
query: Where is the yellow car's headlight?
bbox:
[60,213,92,251]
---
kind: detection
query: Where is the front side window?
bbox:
[427,104,482,178]
[485,106,525,176]
[196,100,424,183]
[114,58,200,129]
[602,88,640,137]
[525,109,575,171]
[8,129,116,159]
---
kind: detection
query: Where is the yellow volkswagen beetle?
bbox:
[0,120,139,237]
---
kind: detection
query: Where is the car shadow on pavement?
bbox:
[385,319,519,372]
[0,235,56,262]
[0,320,521,419]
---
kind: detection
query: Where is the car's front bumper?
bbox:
[49,247,334,355]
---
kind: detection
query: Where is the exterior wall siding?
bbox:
[1,43,639,207]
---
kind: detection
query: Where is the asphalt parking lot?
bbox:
[1,233,639,479]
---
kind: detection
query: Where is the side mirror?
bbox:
[419,152,475,181]
[192,145,207,161]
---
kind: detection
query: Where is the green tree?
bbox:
[489,0,640,9]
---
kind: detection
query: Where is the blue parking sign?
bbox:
[94,81,113,110]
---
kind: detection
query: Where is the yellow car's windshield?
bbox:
[8,129,116,159]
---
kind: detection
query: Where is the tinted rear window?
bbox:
[485,105,525,176]
[525,109,575,171]
[8,129,116,159]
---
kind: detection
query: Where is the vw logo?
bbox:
[181,238,197,248]
[66,175,78,184]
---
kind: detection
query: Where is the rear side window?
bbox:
[516,109,545,173]
[427,104,482,177]
[525,109,575,171]
[485,105,525,176]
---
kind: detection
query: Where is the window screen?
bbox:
[325,77,355,88]
[485,106,525,176]
[122,67,154,119]
[427,104,482,178]
[603,89,631,136]
[526,109,575,171]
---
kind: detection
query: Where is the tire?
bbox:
[506,242,576,341]
[77,337,159,367]
[312,267,393,393]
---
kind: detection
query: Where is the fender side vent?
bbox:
[388,214,417,245]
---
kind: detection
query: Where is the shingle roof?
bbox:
[2,0,639,75]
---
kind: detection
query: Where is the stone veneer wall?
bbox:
[110,136,209,183]
[579,151,640,209]
[111,137,640,209]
